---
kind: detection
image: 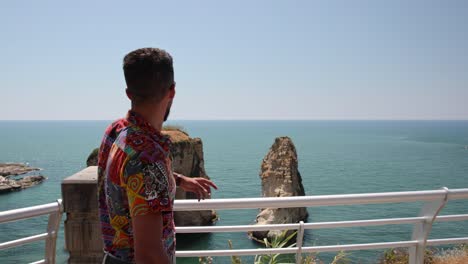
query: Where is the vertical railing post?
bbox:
[44,199,63,264]
[408,187,449,264]
[296,221,305,264]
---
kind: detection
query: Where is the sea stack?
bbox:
[251,137,308,241]
[162,129,217,226]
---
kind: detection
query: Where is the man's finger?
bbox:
[199,178,218,190]
[200,182,213,194]
[197,183,209,194]
[198,190,205,200]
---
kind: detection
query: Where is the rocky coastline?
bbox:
[0,163,46,193]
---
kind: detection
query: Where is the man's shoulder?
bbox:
[119,127,167,164]
[103,118,128,139]
[121,129,170,185]
[98,118,128,168]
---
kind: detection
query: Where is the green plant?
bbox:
[228,240,243,264]
[254,230,297,264]
[220,231,350,264]
[301,254,318,264]
[380,248,436,264]
[433,244,468,264]
[330,251,350,264]
[198,256,213,264]
[380,248,410,264]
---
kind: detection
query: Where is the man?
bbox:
[97,48,217,264]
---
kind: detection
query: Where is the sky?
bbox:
[0,1,467,120]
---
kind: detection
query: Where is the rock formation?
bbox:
[0,163,40,176]
[87,128,216,226]
[86,148,99,167]
[250,137,308,241]
[0,163,46,194]
[162,129,217,226]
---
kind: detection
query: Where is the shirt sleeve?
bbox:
[124,156,173,217]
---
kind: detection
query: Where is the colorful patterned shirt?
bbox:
[97,110,176,263]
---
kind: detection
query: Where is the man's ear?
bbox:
[125,88,133,100]
[168,84,176,99]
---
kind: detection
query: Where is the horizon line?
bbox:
[1,119,468,122]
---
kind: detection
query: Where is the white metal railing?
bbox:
[0,199,63,264]
[173,187,468,264]
[0,189,467,264]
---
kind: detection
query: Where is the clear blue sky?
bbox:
[1,1,467,120]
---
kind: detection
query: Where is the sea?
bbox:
[0,120,467,264]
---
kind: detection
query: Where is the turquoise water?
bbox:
[0,120,467,263]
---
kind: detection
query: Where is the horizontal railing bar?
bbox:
[177,213,468,234]
[177,216,428,233]
[177,223,299,233]
[303,217,426,229]
[435,214,468,222]
[301,214,468,230]
[176,240,419,257]
[301,240,419,253]
[178,238,468,257]
[447,189,468,200]
[174,189,468,211]
[0,233,49,250]
[30,260,45,264]
[0,202,61,224]
[427,237,468,246]
[176,246,298,257]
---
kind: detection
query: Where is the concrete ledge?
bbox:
[62,166,98,184]
[62,166,103,264]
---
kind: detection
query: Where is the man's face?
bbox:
[163,99,173,122]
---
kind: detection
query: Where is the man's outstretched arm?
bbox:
[174,172,218,201]
[133,212,170,264]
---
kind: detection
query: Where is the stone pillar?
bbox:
[62,166,103,264]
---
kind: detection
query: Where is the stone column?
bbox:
[62,166,103,264]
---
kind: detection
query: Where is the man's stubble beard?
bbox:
[163,100,173,122]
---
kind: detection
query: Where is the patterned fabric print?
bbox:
[97,111,176,263]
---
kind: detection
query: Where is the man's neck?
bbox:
[130,104,165,132]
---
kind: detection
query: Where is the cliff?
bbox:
[162,130,217,226]
[250,137,308,241]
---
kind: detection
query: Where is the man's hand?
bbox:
[175,173,217,201]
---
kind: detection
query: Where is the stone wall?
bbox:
[62,166,103,264]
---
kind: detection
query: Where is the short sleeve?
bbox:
[124,157,172,217]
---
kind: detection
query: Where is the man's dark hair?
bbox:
[123,48,174,103]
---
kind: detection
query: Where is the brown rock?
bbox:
[250,137,308,241]
[0,163,40,176]
[86,148,99,167]
[18,175,46,188]
[0,174,46,194]
[162,129,217,226]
